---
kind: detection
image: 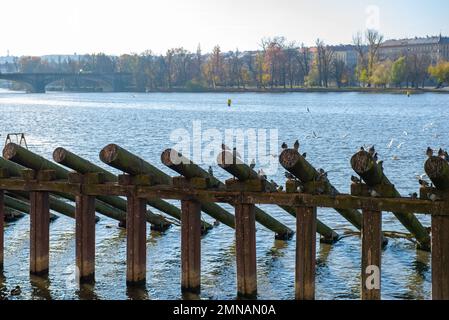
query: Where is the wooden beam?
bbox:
[76,194,96,283]
[235,203,257,299]
[361,209,382,300]
[181,199,201,294]
[0,191,4,271]
[432,213,449,300]
[295,206,316,300]
[126,195,147,285]
[30,191,50,275]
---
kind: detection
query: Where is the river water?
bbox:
[0,90,448,300]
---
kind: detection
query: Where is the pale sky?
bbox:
[1,0,448,56]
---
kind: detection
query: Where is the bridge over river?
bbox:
[0,72,132,93]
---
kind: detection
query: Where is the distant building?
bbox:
[379,35,449,63]
[330,45,359,67]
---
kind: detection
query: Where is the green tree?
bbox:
[390,57,407,88]
[428,61,449,87]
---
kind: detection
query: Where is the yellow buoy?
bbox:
[227,99,232,107]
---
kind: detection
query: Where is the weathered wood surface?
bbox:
[30,191,50,275]
[218,150,337,242]
[181,200,201,294]
[0,191,4,271]
[126,195,147,285]
[295,206,316,300]
[432,213,449,300]
[425,156,449,190]
[54,147,173,230]
[361,209,382,300]
[351,150,430,251]
[162,149,294,239]
[235,203,257,299]
[5,194,59,221]
[76,194,96,283]
[280,148,363,230]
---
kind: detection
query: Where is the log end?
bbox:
[161,148,190,167]
[425,156,449,180]
[279,149,301,170]
[3,143,19,161]
[350,151,372,175]
[53,147,67,163]
[99,144,119,164]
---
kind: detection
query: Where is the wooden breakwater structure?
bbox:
[0,142,449,300]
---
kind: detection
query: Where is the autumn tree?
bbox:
[428,60,449,87]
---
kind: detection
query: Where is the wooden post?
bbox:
[432,214,449,300]
[361,209,382,300]
[0,191,4,271]
[30,191,50,275]
[295,206,316,300]
[75,194,96,283]
[235,203,257,299]
[181,199,201,294]
[126,195,147,285]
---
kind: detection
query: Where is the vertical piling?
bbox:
[235,203,257,299]
[295,206,316,300]
[126,194,147,285]
[181,199,201,294]
[432,214,449,300]
[361,209,382,300]
[30,191,50,275]
[0,191,4,271]
[75,194,96,283]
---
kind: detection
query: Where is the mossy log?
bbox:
[161,149,294,239]
[425,156,449,190]
[3,143,174,230]
[100,144,236,232]
[279,149,362,230]
[53,147,174,231]
[4,195,58,221]
[217,151,338,243]
[351,150,430,251]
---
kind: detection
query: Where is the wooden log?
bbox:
[351,150,430,251]
[30,191,50,275]
[4,207,25,222]
[280,148,363,230]
[100,143,171,185]
[126,195,147,285]
[54,147,174,231]
[425,156,449,190]
[2,145,156,228]
[218,150,338,243]
[181,200,201,294]
[235,203,257,299]
[361,209,382,300]
[0,191,3,271]
[5,194,59,221]
[76,194,96,283]
[100,144,222,231]
[432,213,449,300]
[162,149,294,239]
[295,206,316,300]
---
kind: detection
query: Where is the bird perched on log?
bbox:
[285,172,295,180]
[445,151,449,162]
[296,185,304,193]
[10,286,21,296]
[438,148,445,158]
[360,146,365,152]
[258,169,267,180]
[373,152,378,162]
[377,160,384,170]
[281,142,288,150]
[426,147,434,158]
[277,185,284,192]
[351,175,361,184]
[318,168,328,181]
[302,152,307,158]
[409,192,418,200]
[270,180,279,189]
[249,159,256,170]
[419,179,430,188]
[293,140,300,151]
[369,145,376,156]
[208,166,214,177]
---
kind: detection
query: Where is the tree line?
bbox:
[3,30,449,91]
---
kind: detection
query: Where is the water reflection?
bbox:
[30,275,51,300]
[77,283,98,300]
[127,284,149,300]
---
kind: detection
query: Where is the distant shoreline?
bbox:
[1,87,448,94]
